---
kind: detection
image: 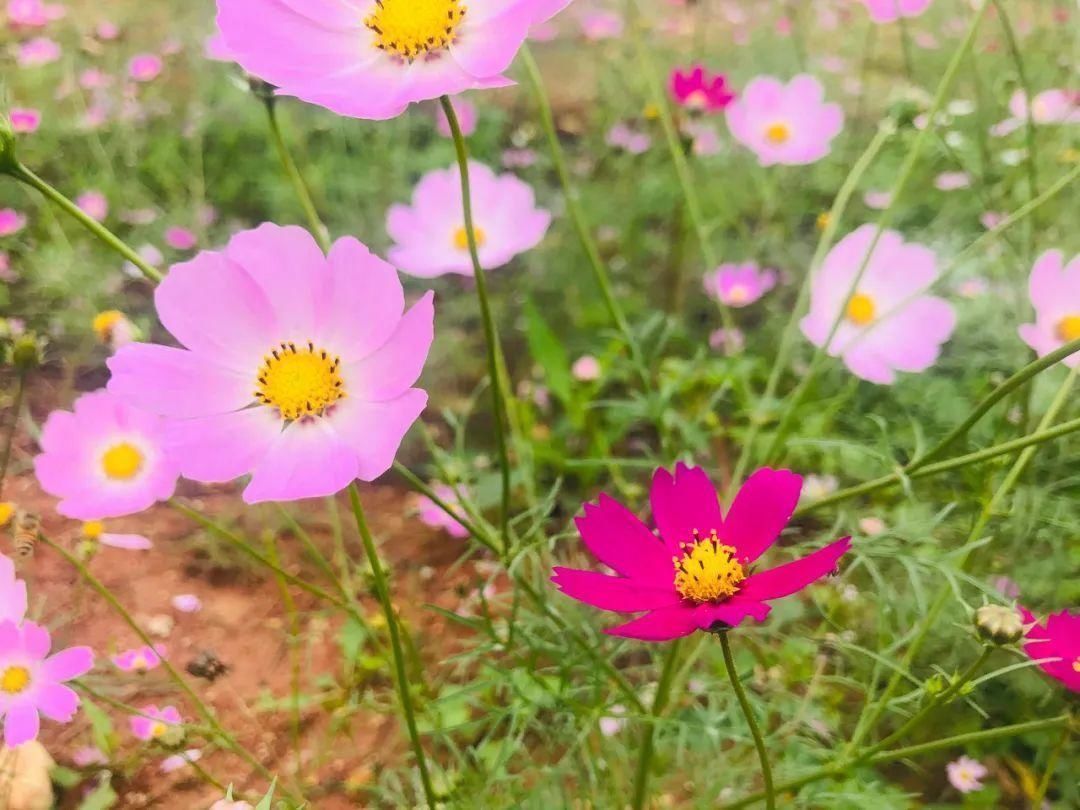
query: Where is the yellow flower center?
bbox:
[0,502,13,528]
[364,0,467,61]
[1055,314,1080,342]
[0,666,30,695]
[132,654,148,671]
[151,721,167,738]
[846,293,876,326]
[92,310,124,341]
[1073,658,1080,673]
[685,90,709,110]
[727,284,750,304]
[453,225,486,251]
[816,212,830,231]
[83,520,105,540]
[101,442,144,480]
[255,341,345,422]
[673,531,746,604]
[765,122,791,144]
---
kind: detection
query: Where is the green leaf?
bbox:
[255,779,277,810]
[522,297,572,407]
[77,775,119,810]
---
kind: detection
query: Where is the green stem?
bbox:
[6,162,162,283]
[0,371,26,500]
[262,97,330,252]
[391,462,494,554]
[439,95,511,550]
[1033,724,1071,805]
[348,483,436,808]
[630,640,682,810]
[263,531,304,782]
[720,633,775,810]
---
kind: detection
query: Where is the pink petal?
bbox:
[164,407,282,483]
[42,646,95,681]
[574,494,673,586]
[722,468,803,564]
[649,463,724,555]
[551,567,680,612]
[347,292,434,401]
[36,684,80,722]
[20,622,50,658]
[327,389,427,481]
[4,702,40,747]
[604,604,703,641]
[107,344,252,418]
[242,418,359,503]
[99,533,153,550]
[738,537,852,602]
[322,237,405,357]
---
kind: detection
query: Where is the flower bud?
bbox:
[974,604,1024,645]
[0,113,16,174]
[8,333,45,373]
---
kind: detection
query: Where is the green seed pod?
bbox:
[974,604,1024,645]
[8,333,45,373]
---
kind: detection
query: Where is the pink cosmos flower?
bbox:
[502,148,538,168]
[210,800,253,810]
[946,756,988,793]
[725,75,843,166]
[9,108,40,134]
[991,576,1020,600]
[387,161,551,277]
[108,224,434,503]
[435,96,477,138]
[670,65,735,113]
[82,520,153,551]
[1020,608,1079,693]
[0,554,27,625]
[72,746,108,767]
[128,54,163,82]
[130,704,181,741]
[111,645,164,673]
[571,355,601,381]
[5,0,63,28]
[934,171,971,191]
[703,262,777,307]
[800,225,956,384]
[1018,250,1080,368]
[0,209,28,237]
[78,68,111,90]
[16,36,60,66]
[709,327,745,355]
[34,390,179,520]
[164,226,197,251]
[416,484,469,539]
[579,10,623,40]
[606,122,651,155]
[216,0,573,120]
[160,748,202,773]
[863,190,892,210]
[95,20,119,40]
[1009,89,1080,126]
[76,191,109,222]
[552,465,852,641]
[862,0,932,24]
[171,594,202,613]
[0,620,94,747]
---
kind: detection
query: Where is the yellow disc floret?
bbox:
[765,122,791,145]
[673,530,746,603]
[364,0,468,60]
[92,310,125,342]
[453,225,486,251]
[846,292,876,326]
[83,520,105,540]
[255,341,345,422]
[1055,314,1080,342]
[102,442,144,480]
[0,666,30,695]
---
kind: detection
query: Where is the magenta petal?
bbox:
[4,702,40,747]
[37,684,81,722]
[43,646,95,681]
[604,604,702,642]
[649,463,724,554]
[574,494,673,586]
[722,468,803,564]
[551,567,680,613]
[698,599,772,628]
[738,537,852,603]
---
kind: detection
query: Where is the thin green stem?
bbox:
[0,371,26,500]
[6,162,162,283]
[630,640,682,810]
[348,483,436,808]
[439,95,511,550]
[392,462,494,554]
[1033,724,1070,805]
[262,97,330,252]
[263,531,304,782]
[720,633,775,810]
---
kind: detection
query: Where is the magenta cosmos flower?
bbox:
[1018,250,1080,368]
[387,161,551,277]
[669,65,736,113]
[9,108,41,134]
[552,465,851,641]
[862,0,932,24]
[800,225,956,384]
[34,390,180,520]
[216,0,573,120]
[725,75,843,166]
[1019,608,1079,693]
[0,208,27,237]
[0,555,27,624]
[128,53,163,82]
[108,224,434,503]
[0,620,94,747]
[703,262,777,307]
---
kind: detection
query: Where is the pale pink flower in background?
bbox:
[818,56,847,74]
[164,226,197,250]
[76,191,108,222]
[862,0,932,24]
[95,20,119,40]
[863,190,892,210]
[502,149,538,169]
[858,517,887,536]
[774,16,791,36]
[435,96,477,138]
[1018,250,1080,368]
[703,262,777,308]
[606,122,651,155]
[197,205,218,228]
[160,749,202,773]
[82,520,153,551]
[980,211,1005,230]
[598,704,626,737]
[81,103,110,130]
[161,38,183,56]
[6,0,63,28]
[946,756,988,793]
[72,746,108,767]
[216,0,573,120]
[122,208,159,225]
[991,576,1021,600]
[993,90,1080,136]
[128,54,163,82]
[0,554,27,624]
[416,484,469,539]
[387,162,551,277]
[709,327,745,356]
[726,75,843,166]
[579,10,623,40]
[204,29,234,62]
[934,171,971,191]
[111,645,165,673]
[0,209,28,237]
[571,355,601,381]
[34,390,180,520]
[130,704,181,742]
[108,224,435,503]
[16,36,60,66]
[955,277,988,299]
[122,243,163,278]
[913,31,939,49]
[801,225,956,384]
[9,108,40,133]
[801,474,838,502]
[210,799,253,810]
[685,122,721,157]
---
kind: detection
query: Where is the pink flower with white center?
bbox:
[111,645,164,673]
[164,226,197,251]
[9,108,40,133]
[934,171,971,191]
[34,390,179,520]
[416,484,469,539]
[1009,89,1080,126]
[128,54,163,82]
[16,37,60,66]
[82,520,152,551]
[579,10,623,40]
[946,756,988,793]
[0,620,94,747]
[108,224,435,504]
[0,209,27,237]
[571,355,601,381]
[1020,608,1080,693]
[606,122,651,155]
[76,191,109,222]
[669,65,736,114]
[387,161,551,278]
[502,148,537,169]
[703,262,777,308]
[800,225,956,384]
[216,0,574,120]
[0,555,27,625]
[435,96,477,138]
[72,746,108,767]
[552,465,852,641]
[1018,250,1080,368]
[725,75,843,166]
[130,704,181,742]
[862,0,932,24]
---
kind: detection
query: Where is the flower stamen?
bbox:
[765,122,791,144]
[453,225,486,251]
[673,530,746,603]
[101,442,144,480]
[846,292,876,326]
[0,665,30,695]
[364,0,467,61]
[1055,314,1080,342]
[255,341,345,422]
